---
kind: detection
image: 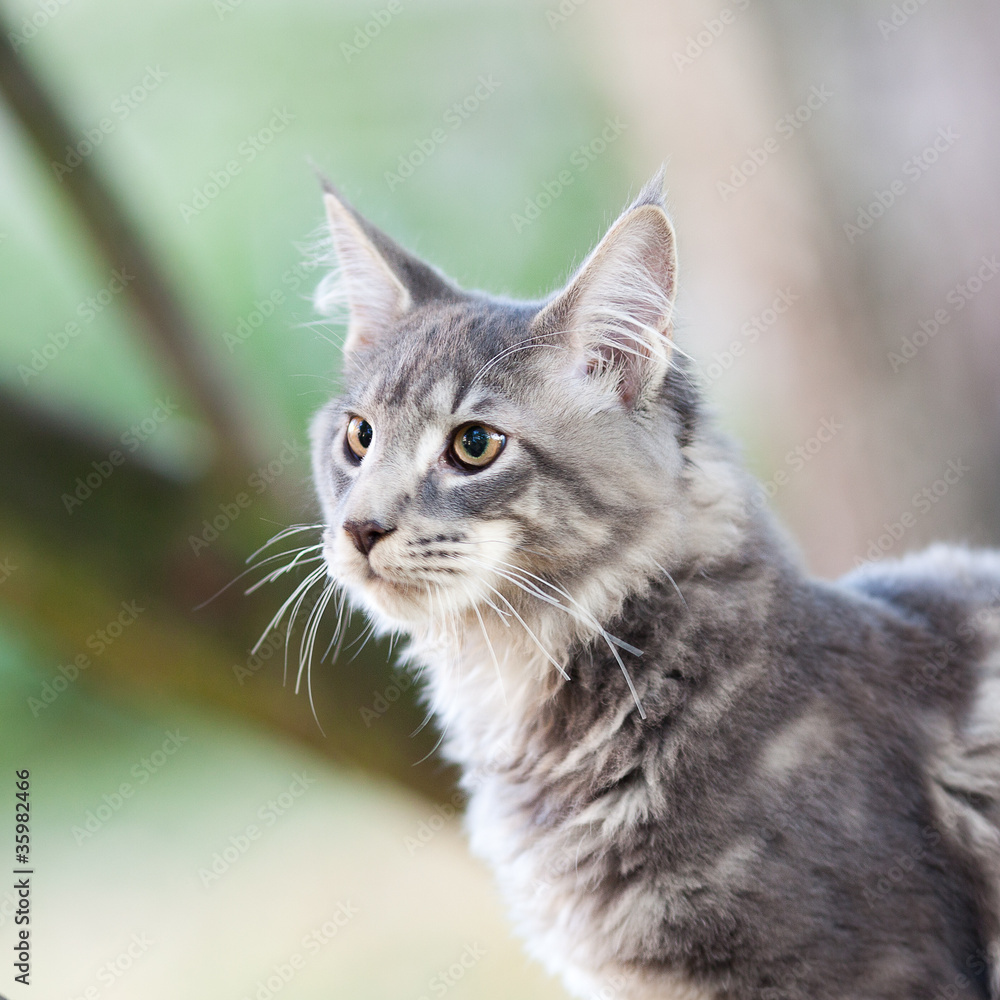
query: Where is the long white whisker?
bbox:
[491,560,644,657]
[471,329,571,384]
[246,523,323,565]
[297,579,335,693]
[193,544,322,610]
[252,565,327,656]
[285,570,326,684]
[244,550,324,595]
[473,603,506,705]
[651,559,688,609]
[480,582,570,681]
[348,620,378,662]
[463,555,647,718]
[320,590,350,663]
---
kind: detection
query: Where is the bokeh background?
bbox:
[1,0,999,997]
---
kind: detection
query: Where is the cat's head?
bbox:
[309,174,720,636]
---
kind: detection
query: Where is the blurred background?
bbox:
[1,0,998,997]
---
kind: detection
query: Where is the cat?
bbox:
[305,171,1000,999]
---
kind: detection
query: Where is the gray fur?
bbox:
[306,174,1000,999]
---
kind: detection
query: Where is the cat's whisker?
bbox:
[463,555,647,718]
[252,564,327,656]
[320,590,351,663]
[411,722,449,768]
[471,329,572,385]
[490,559,645,657]
[348,619,379,663]
[651,559,688,609]
[473,602,507,705]
[482,595,512,625]
[192,542,323,610]
[297,577,336,694]
[478,580,570,681]
[300,580,337,735]
[244,549,325,595]
[245,523,324,565]
[284,568,328,684]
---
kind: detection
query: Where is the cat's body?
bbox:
[307,175,1000,999]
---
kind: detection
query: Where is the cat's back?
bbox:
[841,544,1000,632]
[843,544,1000,989]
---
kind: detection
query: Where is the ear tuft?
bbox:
[534,190,678,409]
[319,193,412,355]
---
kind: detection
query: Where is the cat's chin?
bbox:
[350,573,436,629]
[330,562,463,632]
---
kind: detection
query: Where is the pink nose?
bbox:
[343,520,393,557]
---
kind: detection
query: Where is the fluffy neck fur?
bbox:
[405,426,774,771]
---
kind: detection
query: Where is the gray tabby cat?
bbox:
[307,172,1000,999]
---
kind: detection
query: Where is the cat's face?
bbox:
[310,178,687,632]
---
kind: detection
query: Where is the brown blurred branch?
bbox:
[0,389,453,802]
[0,25,259,478]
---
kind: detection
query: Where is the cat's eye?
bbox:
[450,423,505,470]
[345,416,373,460]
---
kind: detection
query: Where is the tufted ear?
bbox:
[533,173,677,408]
[316,181,461,355]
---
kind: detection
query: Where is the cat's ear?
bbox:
[533,175,677,408]
[317,182,459,355]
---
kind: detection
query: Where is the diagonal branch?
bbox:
[0,26,259,478]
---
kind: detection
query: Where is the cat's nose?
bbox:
[343,519,394,557]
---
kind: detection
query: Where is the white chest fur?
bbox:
[407,625,716,1000]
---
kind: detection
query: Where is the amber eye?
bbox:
[346,416,373,460]
[451,423,505,470]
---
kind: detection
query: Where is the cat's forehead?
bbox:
[344,298,540,418]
